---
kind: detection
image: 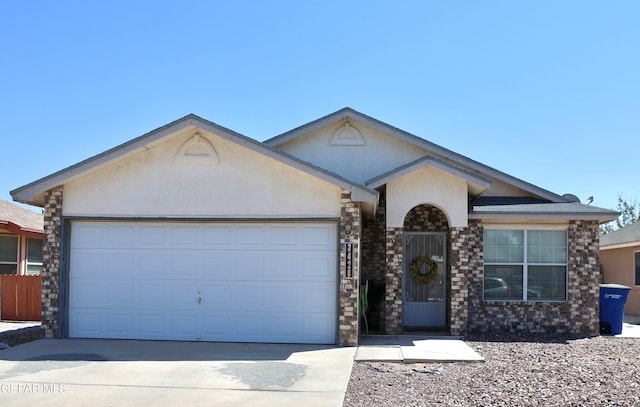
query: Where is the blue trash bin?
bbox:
[599,284,631,335]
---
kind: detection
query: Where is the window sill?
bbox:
[483,299,567,304]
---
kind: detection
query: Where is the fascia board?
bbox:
[469,212,619,223]
[264,108,353,146]
[600,242,640,251]
[11,117,196,206]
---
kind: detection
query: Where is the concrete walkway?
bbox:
[355,315,640,363]
[0,338,355,407]
[617,314,640,338]
[0,321,40,333]
[356,335,484,363]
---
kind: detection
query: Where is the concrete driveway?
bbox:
[0,339,356,406]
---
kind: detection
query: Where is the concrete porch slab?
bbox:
[353,346,403,362]
[355,335,484,363]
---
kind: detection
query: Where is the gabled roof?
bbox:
[365,155,492,195]
[0,199,43,238]
[11,114,378,207]
[600,221,640,249]
[266,107,570,203]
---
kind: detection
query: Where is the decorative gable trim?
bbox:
[173,133,219,166]
[330,121,365,146]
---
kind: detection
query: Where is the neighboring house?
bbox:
[11,108,618,346]
[0,199,43,275]
[600,222,640,316]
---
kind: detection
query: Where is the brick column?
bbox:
[567,220,601,336]
[384,227,403,334]
[338,191,361,346]
[42,186,63,338]
[449,222,482,336]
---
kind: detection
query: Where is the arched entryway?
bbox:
[402,204,450,329]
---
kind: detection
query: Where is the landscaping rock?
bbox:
[344,334,640,406]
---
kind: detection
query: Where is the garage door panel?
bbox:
[71,226,104,248]
[137,314,165,335]
[106,253,136,278]
[103,224,142,247]
[135,251,172,279]
[71,252,103,277]
[102,284,136,306]
[197,253,230,279]
[199,315,232,338]
[298,283,336,312]
[69,221,338,344]
[200,225,234,247]
[234,256,265,279]
[269,225,302,245]
[299,315,336,339]
[234,226,267,246]
[137,283,197,310]
[300,225,335,246]
[71,311,102,336]
[266,256,298,278]
[302,256,337,280]
[136,224,168,246]
[230,285,264,310]
[199,285,231,306]
[105,312,134,333]
[71,281,105,307]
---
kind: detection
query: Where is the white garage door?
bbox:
[69,221,338,344]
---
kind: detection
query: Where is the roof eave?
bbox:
[600,241,640,250]
[366,155,492,195]
[0,220,44,238]
[267,107,567,203]
[469,212,619,224]
[11,115,199,206]
[11,113,378,206]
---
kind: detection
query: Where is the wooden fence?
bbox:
[0,275,42,321]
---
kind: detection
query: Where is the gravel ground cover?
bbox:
[0,325,43,347]
[344,334,640,407]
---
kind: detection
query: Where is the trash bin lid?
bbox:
[600,283,632,290]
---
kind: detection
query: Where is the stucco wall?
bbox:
[386,166,468,228]
[601,246,640,316]
[276,120,426,185]
[63,131,342,218]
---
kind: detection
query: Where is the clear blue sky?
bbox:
[1,1,638,213]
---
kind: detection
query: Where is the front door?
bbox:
[403,232,447,328]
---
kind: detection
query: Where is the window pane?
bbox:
[28,238,43,263]
[635,252,640,286]
[484,230,524,263]
[528,265,566,301]
[27,264,42,275]
[527,230,566,263]
[0,264,17,274]
[484,265,524,300]
[0,236,18,262]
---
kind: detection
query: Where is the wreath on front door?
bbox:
[410,255,438,284]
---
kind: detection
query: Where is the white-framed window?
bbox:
[26,237,43,275]
[0,235,18,275]
[484,229,567,302]
[634,251,640,287]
